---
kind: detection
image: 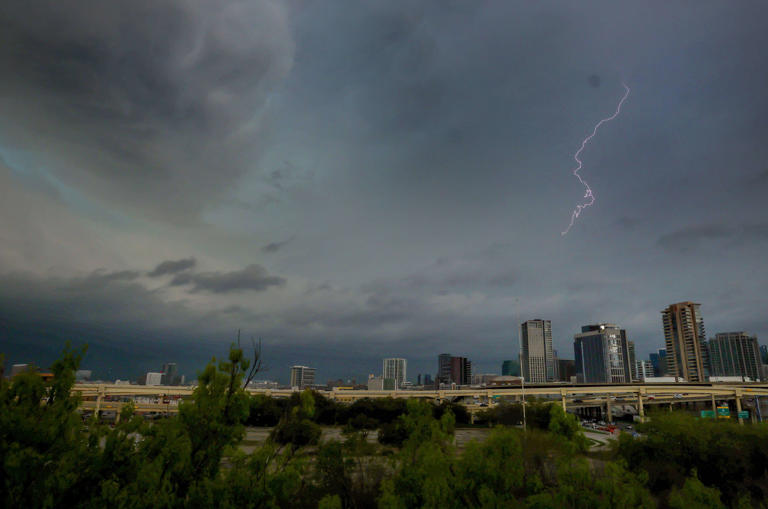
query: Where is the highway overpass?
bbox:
[73,382,768,425]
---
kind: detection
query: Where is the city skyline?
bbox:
[1,2,768,383]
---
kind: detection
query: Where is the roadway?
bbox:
[73,382,768,424]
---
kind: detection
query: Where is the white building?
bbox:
[289,365,316,389]
[143,372,163,386]
[382,358,407,388]
[635,360,653,381]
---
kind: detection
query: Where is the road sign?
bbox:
[738,411,749,419]
[717,406,730,418]
[700,410,715,418]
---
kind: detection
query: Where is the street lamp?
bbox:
[521,375,527,430]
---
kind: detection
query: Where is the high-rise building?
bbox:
[627,340,637,381]
[661,302,709,382]
[649,349,667,377]
[708,332,761,381]
[382,358,407,388]
[557,359,576,382]
[423,374,433,386]
[438,353,452,384]
[635,360,653,381]
[450,356,472,385]
[289,365,316,389]
[161,363,180,386]
[520,319,554,383]
[501,359,520,376]
[760,345,768,364]
[573,323,632,383]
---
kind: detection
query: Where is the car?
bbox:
[673,394,683,399]
[573,399,584,403]
[647,395,656,400]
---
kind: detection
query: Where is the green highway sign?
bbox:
[738,411,749,419]
[700,410,715,418]
[717,406,730,418]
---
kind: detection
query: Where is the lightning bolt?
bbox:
[561,82,630,236]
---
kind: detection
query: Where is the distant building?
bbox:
[75,370,92,382]
[471,373,497,386]
[140,372,164,386]
[438,353,452,384]
[437,353,472,385]
[248,380,280,389]
[382,358,407,388]
[520,319,555,383]
[707,332,762,381]
[423,374,433,386]
[627,341,637,381]
[573,323,632,384]
[289,365,316,389]
[161,363,181,385]
[635,360,653,381]
[761,345,768,364]
[450,356,472,385]
[557,359,575,382]
[10,364,30,377]
[367,375,395,391]
[501,359,520,377]
[649,349,667,377]
[662,302,709,382]
[487,376,523,386]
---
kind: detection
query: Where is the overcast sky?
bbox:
[1,1,767,383]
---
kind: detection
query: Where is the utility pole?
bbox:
[516,297,527,430]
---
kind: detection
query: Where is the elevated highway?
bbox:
[73,382,768,424]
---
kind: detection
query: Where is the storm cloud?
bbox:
[149,258,197,277]
[170,264,285,293]
[2,1,768,382]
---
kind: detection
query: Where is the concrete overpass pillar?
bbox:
[736,392,744,425]
[711,393,717,414]
[637,393,644,422]
[560,389,567,412]
[606,398,613,423]
[94,384,104,419]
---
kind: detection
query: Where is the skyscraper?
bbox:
[438,353,452,384]
[627,340,637,382]
[708,332,761,381]
[289,365,316,389]
[449,356,472,385]
[573,323,632,383]
[161,362,180,386]
[382,358,407,388]
[661,302,709,382]
[520,319,554,383]
[649,349,667,377]
[501,359,520,376]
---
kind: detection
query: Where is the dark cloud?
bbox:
[261,236,295,254]
[657,224,768,253]
[0,0,294,221]
[170,264,285,293]
[87,270,142,283]
[3,1,768,382]
[657,225,731,253]
[148,258,197,277]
